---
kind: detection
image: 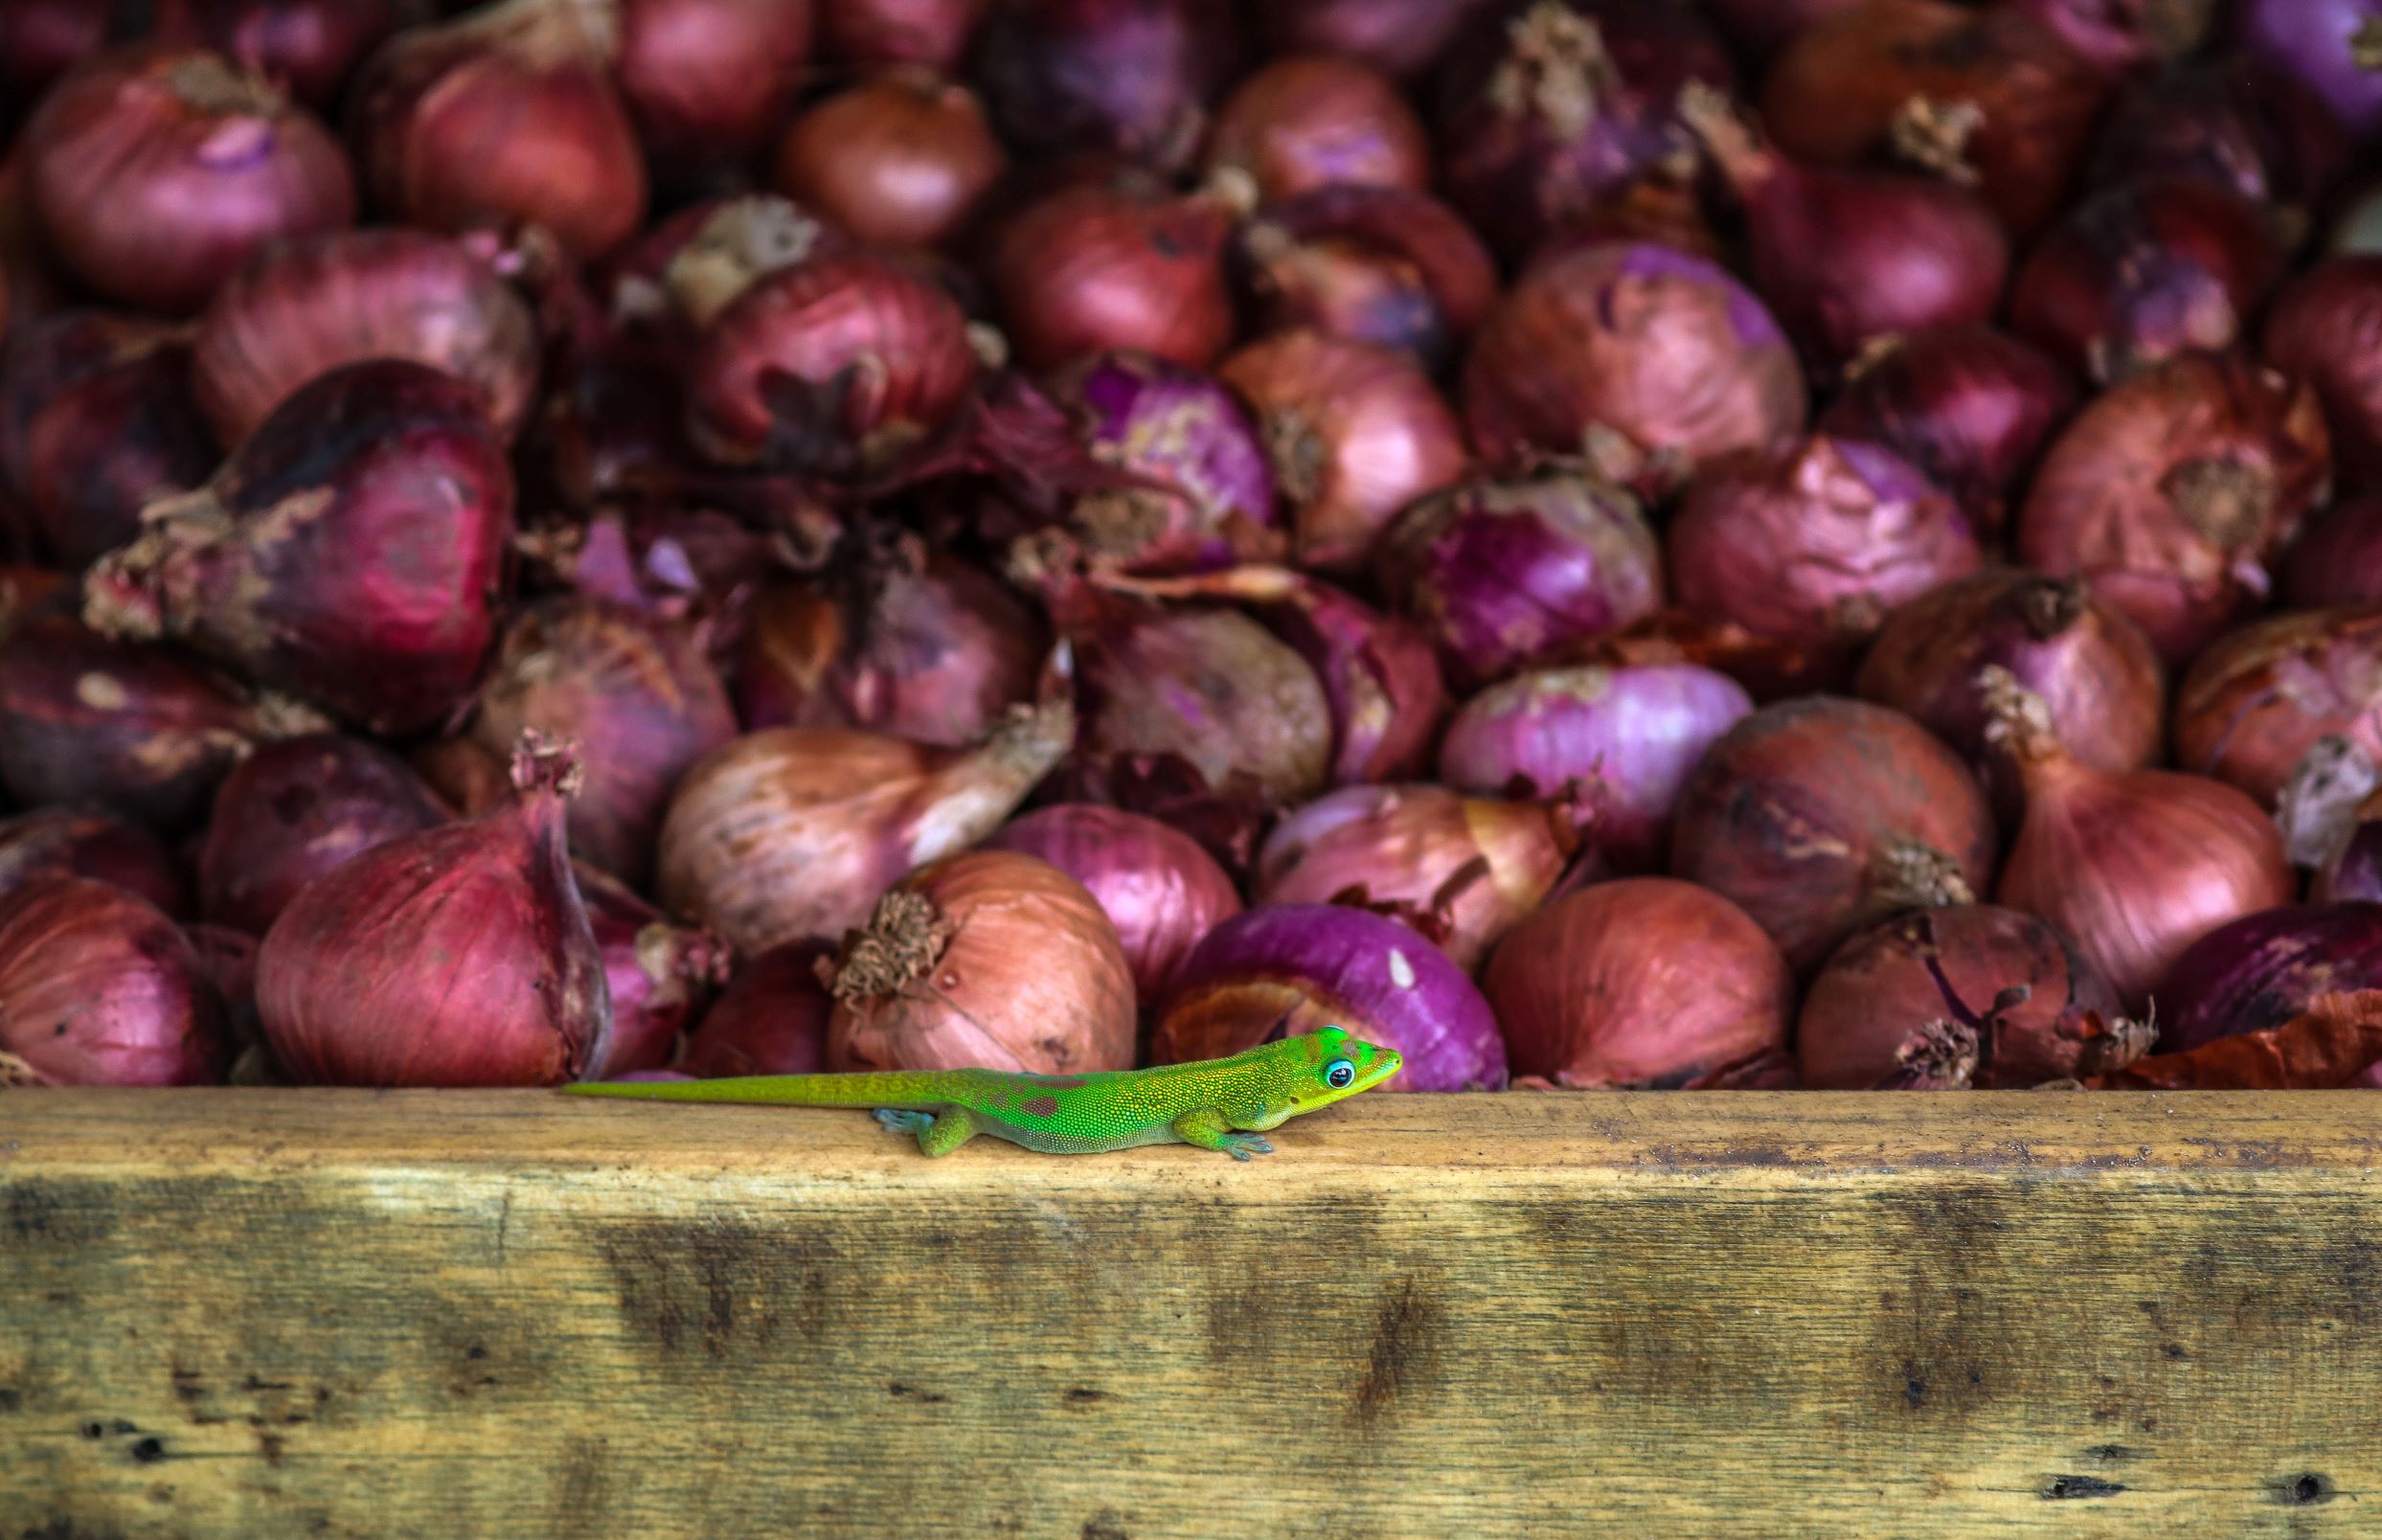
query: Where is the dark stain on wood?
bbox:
[1350,1278,1443,1426]
[2040,1475,2125,1499]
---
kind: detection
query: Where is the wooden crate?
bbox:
[3,1087,2376,1537]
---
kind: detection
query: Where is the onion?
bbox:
[2173,609,2382,811]
[2017,351,2333,665]
[657,682,1075,955]
[2008,0,2218,73]
[1667,436,1981,667]
[1154,903,1507,1090]
[83,359,514,736]
[1682,83,2008,374]
[257,733,608,1086]
[1798,903,2138,1089]
[0,876,225,1086]
[983,803,1242,999]
[0,805,185,917]
[21,47,353,313]
[1463,241,1807,500]
[1671,696,1998,973]
[0,3,111,128]
[576,861,730,1079]
[1432,0,1735,260]
[1856,570,2166,820]
[1438,662,1752,870]
[521,503,787,666]
[2156,903,2382,1068]
[1485,876,1793,1089]
[2264,258,2382,491]
[2009,178,2286,386]
[2086,59,2346,252]
[0,311,217,570]
[1817,326,2076,537]
[1985,666,2296,1006]
[987,175,1243,373]
[1233,186,1499,373]
[675,940,833,1076]
[2235,0,2382,143]
[626,192,850,342]
[196,733,449,935]
[973,0,1242,174]
[1375,468,1663,690]
[820,0,987,70]
[610,0,814,178]
[350,0,647,258]
[2284,495,2382,607]
[1203,54,1430,205]
[1260,0,1486,79]
[2316,784,2382,900]
[193,228,540,449]
[2094,985,2382,1087]
[825,849,1136,1074]
[1218,330,1467,574]
[772,71,1007,251]
[151,0,411,107]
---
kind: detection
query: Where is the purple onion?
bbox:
[984,803,1244,999]
[2235,0,2382,143]
[1375,469,1664,690]
[1437,662,1753,869]
[2156,904,2382,1067]
[2284,495,2382,608]
[1152,902,1508,1090]
[195,734,450,935]
[2087,59,2347,248]
[2315,786,2382,901]
[0,804,186,917]
[974,0,1244,173]
[1052,350,1280,573]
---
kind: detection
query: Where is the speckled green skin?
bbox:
[563,1028,1402,1158]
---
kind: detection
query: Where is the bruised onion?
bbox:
[2173,609,2382,810]
[772,71,1007,251]
[0,876,225,1086]
[1463,242,1806,499]
[676,940,833,1077]
[984,803,1242,999]
[2156,903,2382,1067]
[2087,60,2346,251]
[2284,496,2382,607]
[1154,903,1507,1090]
[1671,696,1998,973]
[1233,186,1499,373]
[1485,877,1793,1089]
[196,733,449,935]
[2017,351,2332,664]
[0,805,185,917]
[821,0,987,69]
[257,734,607,1086]
[577,861,730,1079]
[2264,258,2382,490]
[611,0,814,177]
[974,0,1241,173]
[988,177,1243,373]
[1262,0,1485,79]
[151,0,410,108]
[2235,0,2382,143]
[1203,54,1430,205]
[826,849,1136,1074]
[83,360,514,736]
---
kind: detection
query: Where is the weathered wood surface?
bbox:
[3,1090,2379,1538]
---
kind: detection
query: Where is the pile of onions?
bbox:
[1203,54,1430,205]
[1155,903,1508,1091]
[772,71,1008,251]
[1261,0,1484,79]
[675,940,833,1076]
[2235,0,2382,143]
[150,0,412,109]
[0,875,225,1086]
[1232,186,1500,373]
[824,849,1137,1074]
[2172,608,2382,809]
[821,0,989,71]
[0,805,185,917]
[608,0,816,178]
[2263,258,2382,490]
[576,862,730,1079]
[1485,877,1794,1089]
[2154,903,2382,1070]
[989,176,1246,374]
[196,734,450,935]
[2285,496,2382,607]
[2085,60,2345,252]
[974,0,1239,172]
[983,803,1242,999]
[83,360,515,736]
[1670,697,1998,973]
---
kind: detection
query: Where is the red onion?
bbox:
[0,805,185,917]
[576,861,730,1079]
[2264,258,2382,490]
[2156,903,2382,1070]
[1667,436,1981,667]
[974,0,1242,174]
[2017,351,2333,665]
[820,0,987,70]
[0,3,112,128]
[351,0,647,258]
[1155,903,1507,1090]
[610,0,814,177]
[826,849,1137,1074]
[21,47,353,313]
[2008,0,2217,73]
[2284,495,2382,607]
[1985,667,2296,1006]
[1817,325,2076,537]
[519,503,787,667]
[1260,0,1486,79]
[1233,186,1499,374]
[2010,178,2286,386]
[772,71,1007,251]
[984,803,1243,999]
[193,228,539,449]
[1438,662,1753,870]
[1432,0,1735,260]
[2086,60,2346,252]
[196,733,449,935]
[83,359,514,736]
[624,192,851,343]
[2235,0,2382,143]
[258,734,608,1086]
[1671,696,1999,973]
[1463,241,1806,499]
[2094,985,2382,1087]
[2316,784,2382,900]
[1485,876,1794,1089]
[1219,330,1467,575]
[1203,54,1430,205]
[0,311,217,570]
[988,176,1243,373]
[0,876,225,1086]
[1375,468,1663,690]
[1798,903,2138,1089]
[151,0,411,108]
[1682,83,2008,374]
[675,940,833,1077]
[2173,609,2382,811]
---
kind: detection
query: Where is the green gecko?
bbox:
[563,1027,1400,1159]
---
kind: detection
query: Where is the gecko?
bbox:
[561,1026,1401,1159]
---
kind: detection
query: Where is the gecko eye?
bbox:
[1325,1058,1356,1089]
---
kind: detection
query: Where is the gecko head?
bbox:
[1290,1025,1401,1107]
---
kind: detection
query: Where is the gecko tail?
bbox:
[561,1073,959,1108]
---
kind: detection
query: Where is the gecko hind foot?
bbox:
[874,1109,933,1136]
[1224,1134,1274,1160]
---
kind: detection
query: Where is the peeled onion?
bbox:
[982,803,1242,1000]
[196,733,449,936]
[0,876,225,1086]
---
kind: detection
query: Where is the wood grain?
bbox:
[4,1089,2379,1538]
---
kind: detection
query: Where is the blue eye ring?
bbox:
[1325,1057,1356,1089]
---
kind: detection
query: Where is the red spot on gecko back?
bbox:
[1026,1076,1089,1089]
[1020,1096,1058,1118]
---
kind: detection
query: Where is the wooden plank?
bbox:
[3,1089,2378,1538]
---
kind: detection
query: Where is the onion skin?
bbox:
[989,178,1241,373]
[2017,351,2333,666]
[1261,0,1486,79]
[974,0,1242,174]
[0,876,226,1086]
[2157,903,2382,1062]
[193,228,541,449]
[1154,903,1508,1091]
[196,733,449,936]
[1670,697,1999,974]
[612,0,814,177]
[258,736,608,1087]
[151,0,411,108]
[2174,609,2382,810]
[82,360,514,736]
[984,803,1243,999]
[675,941,833,1076]
[576,861,730,1079]
[1233,186,1500,374]
[820,0,988,70]
[1248,576,1446,787]
[0,805,185,918]
[772,71,1007,251]
[1203,54,1430,205]
[2235,0,2382,143]
[1798,904,2133,1089]
[2086,60,2346,252]
[826,850,1137,1075]
[1463,242,1807,500]
[2264,258,2382,490]
[2284,495,2382,607]
[1485,877,1793,1089]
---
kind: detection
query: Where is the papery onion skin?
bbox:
[1203,54,1430,205]
[2263,258,2382,490]
[577,860,730,1079]
[2086,59,2346,251]
[1484,876,1793,1089]
[613,0,815,178]
[973,0,1241,174]
[1233,186,1500,374]
[772,70,1007,251]
[1261,0,1486,79]
[2156,903,2382,1064]
[1154,903,1508,1091]
[988,178,1241,373]
[1250,576,1446,787]
[196,733,450,936]
[675,940,834,1076]
[1670,696,1999,974]
[151,0,410,109]
[2173,609,2382,810]
[2284,496,2382,608]
[0,875,225,1086]
[984,803,1243,999]
[827,849,1137,1075]
[820,0,988,70]
[0,805,185,918]
[2235,0,2382,143]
